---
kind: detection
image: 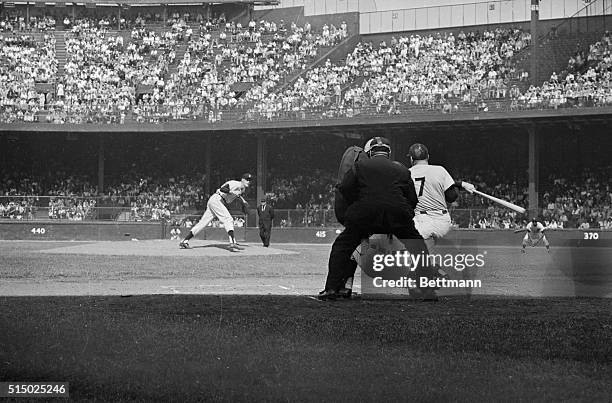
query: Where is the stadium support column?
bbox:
[205,133,211,197]
[0,134,6,169]
[530,0,539,86]
[528,125,539,217]
[97,134,105,194]
[256,134,267,203]
[248,4,254,21]
[205,4,211,20]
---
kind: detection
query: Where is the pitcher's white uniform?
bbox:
[409,164,454,240]
[190,180,245,236]
[180,173,252,249]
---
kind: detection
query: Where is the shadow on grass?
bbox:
[0,295,611,401]
[191,243,247,251]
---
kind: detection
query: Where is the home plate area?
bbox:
[40,239,299,257]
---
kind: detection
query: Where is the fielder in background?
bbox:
[516,217,551,253]
[319,137,428,300]
[257,198,275,247]
[179,173,253,250]
[407,143,476,252]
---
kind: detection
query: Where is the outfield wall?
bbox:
[0,221,610,246]
[0,221,164,241]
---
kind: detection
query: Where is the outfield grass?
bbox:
[1,295,611,402]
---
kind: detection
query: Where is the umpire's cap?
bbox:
[364,136,391,156]
[408,143,429,161]
[242,173,254,181]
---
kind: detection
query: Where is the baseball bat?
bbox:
[472,190,526,214]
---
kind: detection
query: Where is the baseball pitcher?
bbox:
[179,173,252,250]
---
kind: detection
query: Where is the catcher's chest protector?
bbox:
[334,146,365,224]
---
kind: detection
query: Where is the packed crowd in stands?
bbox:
[248,28,530,119]
[1,13,56,32]
[515,31,612,110]
[0,166,610,228]
[135,18,347,123]
[449,169,528,229]
[0,200,35,220]
[5,9,612,124]
[100,173,205,221]
[0,170,205,221]
[0,10,349,124]
[47,197,96,220]
[539,166,612,230]
[0,32,58,123]
[50,18,178,124]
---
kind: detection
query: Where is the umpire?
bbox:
[319,137,428,300]
[257,198,275,247]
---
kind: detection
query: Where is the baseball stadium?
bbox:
[1,0,611,400]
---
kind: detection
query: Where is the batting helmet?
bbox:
[408,143,429,161]
[364,136,391,157]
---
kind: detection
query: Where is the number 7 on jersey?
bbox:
[414,177,425,196]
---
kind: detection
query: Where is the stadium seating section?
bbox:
[3,9,612,124]
[1,8,611,228]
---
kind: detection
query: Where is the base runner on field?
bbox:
[179,173,253,251]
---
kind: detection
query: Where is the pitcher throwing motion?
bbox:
[179,173,253,250]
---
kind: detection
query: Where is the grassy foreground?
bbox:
[1,295,611,402]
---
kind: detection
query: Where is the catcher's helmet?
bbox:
[364,136,391,157]
[408,143,429,161]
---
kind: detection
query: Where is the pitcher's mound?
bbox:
[41,240,298,257]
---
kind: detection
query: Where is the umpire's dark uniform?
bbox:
[323,149,426,295]
[257,200,274,247]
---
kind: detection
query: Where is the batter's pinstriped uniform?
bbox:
[409,164,455,241]
[406,143,475,252]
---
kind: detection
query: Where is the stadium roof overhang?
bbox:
[1,0,279,6]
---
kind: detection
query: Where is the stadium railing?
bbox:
[6,91,612,127]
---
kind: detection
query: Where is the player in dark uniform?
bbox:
[318,137,429,300]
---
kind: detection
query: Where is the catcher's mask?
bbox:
[364,136,391,157]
